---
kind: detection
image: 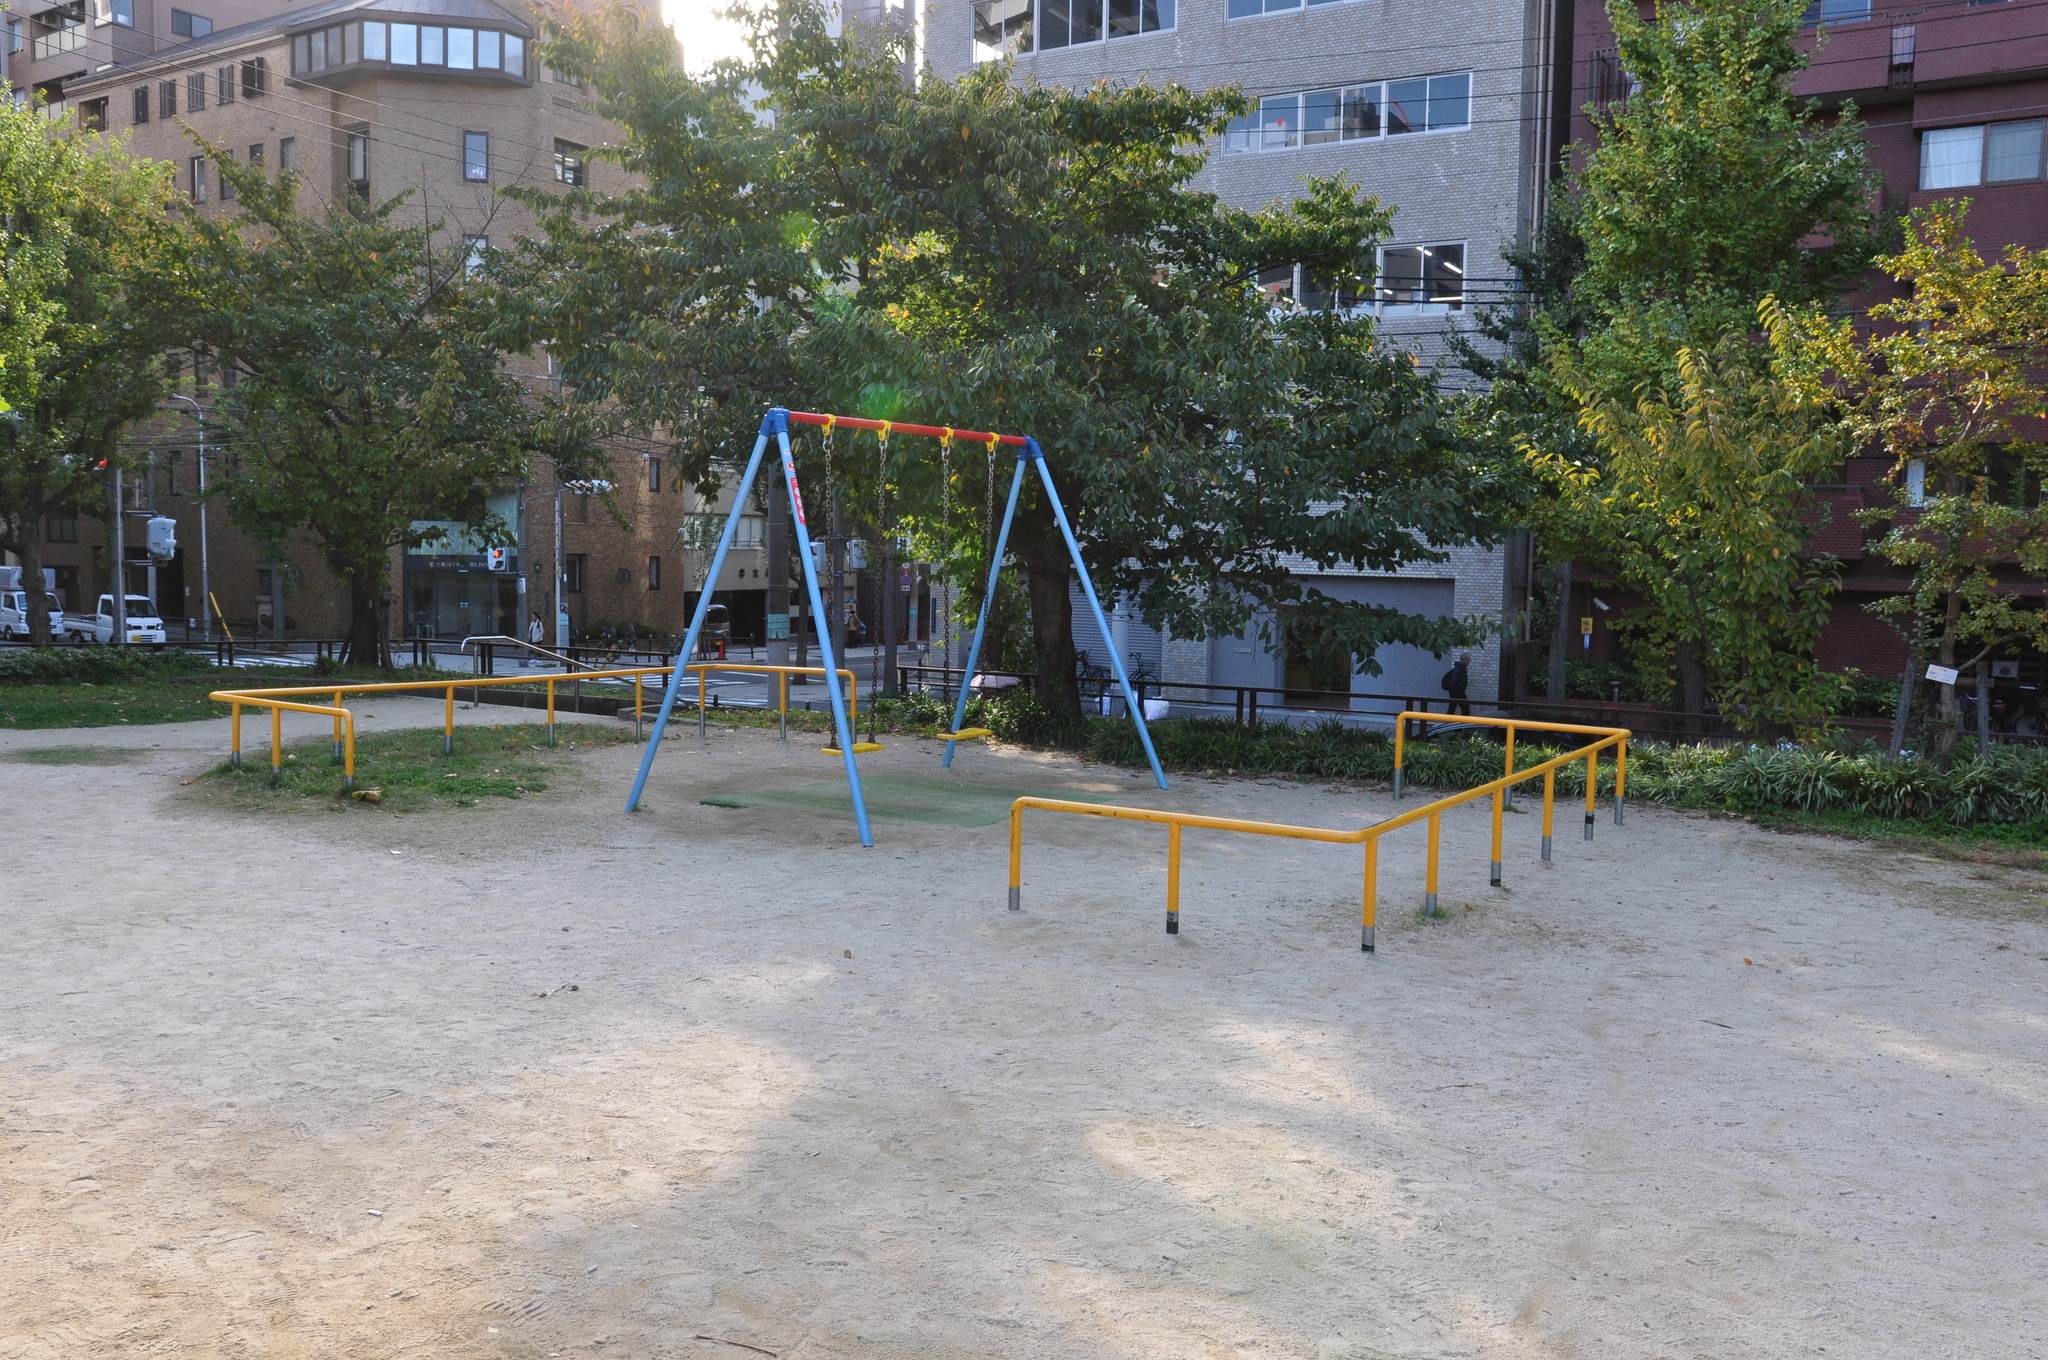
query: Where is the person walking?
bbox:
[526,611,545,667]
[1442,653,1472,718]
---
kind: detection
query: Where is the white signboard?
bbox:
[1925,664,1960,686]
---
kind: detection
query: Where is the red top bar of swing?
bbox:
[786,409,1029,447]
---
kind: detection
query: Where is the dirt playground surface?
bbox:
[4,701,2047,1358]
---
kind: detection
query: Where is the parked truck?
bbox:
[0,589,64,640]
[64,595,167,647]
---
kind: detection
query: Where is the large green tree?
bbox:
[0,109,188,645]
[500,1,1508,717]
[187,150,578,665]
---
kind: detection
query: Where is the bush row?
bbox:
[0,647,215,685]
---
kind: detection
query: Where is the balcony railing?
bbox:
[29,21,85,59]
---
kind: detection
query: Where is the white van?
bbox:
[0,589,64,639]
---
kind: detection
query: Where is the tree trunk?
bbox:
[1934,590,1962,754]
[1019,537,1079,719]
[1547,560,1572,700]
[1975,658,1991,757]
[1674,639,1708,725]
[17,527,55,647]
[343,570,386,669]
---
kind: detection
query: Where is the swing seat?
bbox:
[822,742,886,755]
[939,727,993,741]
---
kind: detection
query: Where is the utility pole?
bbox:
[109,465,127,646]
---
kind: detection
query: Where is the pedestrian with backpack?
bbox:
[1442,653,1472,718]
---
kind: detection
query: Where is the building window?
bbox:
[975,0,1170,55]
[105,0,135,23]
[1225,73,1469,153]
[346,132,369,196]
[647,457,663,493]
[1802,0,1869,24]
[448,25,474,68]
[241,56,267,97]
[159,79,177,118]
[132,85,149,123]
[1377,243,1464,313]
[972,0,1030,59]
[248,142,263,166]
[363,19,387,59]
[564,554,586,593]
[215,64,235,103]
[160,450,181,496]
[170,8,211,37]
[389,22,417,63]
[6,18,22,51]
[80,97,107,131]
[1920,119,2046,189]
[421,24,445,64]
[546,63,584,88]
[216,148,234,200]
[1227,0,1360,16]
[278,136,295,171]
[46,516,79,543]
[553,140,586,187]
[647,555,662,590]
[463,234,488,276]
[186,71,206,112]
[463,131,488,181]
[188,156,207,203]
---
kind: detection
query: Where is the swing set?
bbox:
[624,406,1170,847]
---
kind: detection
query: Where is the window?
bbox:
[241,57,266,97]
[216,148,234,200]
[1801,0,1869,24]
[1987,120,2045,182]
[363,19,386,59]
[169,8,211,37]
[647,556,662,590]
[132,85,149,123]
[1229,0,1359,16]
[248,142,263,166]
[46,516,79,543]
[1377,243,1464,313]
[186,71,206,112]
[647,457,663,493]
[1037,0,1102,48]
[546,63,583,87]
[463,131,488,181]
[974,0,1169,55]
[6,19,20,51]
[420,25,444,64]
[390,22,417,64]
[189,156,207,203]
[278,136,295,171]
[478,29,500,68]
[216,64,234,103]
[1918,120,2048,189]
[80,98,107,131]
[564,554,586,593]
[503,33,524,77]
[346,132,369,195]
[344,20,359,63]
[160,450,181,496]
[1225,73,1467,153]
[159,80,177,119]
[463,234,487,276]
[972,0,1031,59]
[105,0,135,22]
[448,26,474,68]
[553,140,586,187]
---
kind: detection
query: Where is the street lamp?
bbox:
[162,394,210,643]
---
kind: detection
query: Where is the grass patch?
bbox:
[0,744,150,765]
[1749,806,2048,859]
[199,722,640,811]
[0,683,233,729]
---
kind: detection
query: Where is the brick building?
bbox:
[1562,0,2048,691]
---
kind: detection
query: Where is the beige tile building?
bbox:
[14,0,771,650]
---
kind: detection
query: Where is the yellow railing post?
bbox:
[1392,716,1406,799]
[1504,724,1517,807]
[1491,786,1504,887]
[1542,766,1555,862]
[332,690,344,764]
[1424,810,1442,915]
[270,705,283,786]
[698,670,707,738]
[1585,749,1598,841]
[230,702,242,770]
[444,686,455,756]
[1166,822,1182,935]
[1615,738,1628,826]
[547,678,556,747]
[1008,803,1024,911]
[343,714,357,791]
[779,671,789,741]
[635,673,644,742]
[1361,836,1378,953]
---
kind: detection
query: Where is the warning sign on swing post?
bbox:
[1926,663,1961,686]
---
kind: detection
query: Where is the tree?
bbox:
[504,1,1506,718]
[1541,307,1851,731]
[1784,201,2048,748]
[188,151,575,665]
[0,109,188,645]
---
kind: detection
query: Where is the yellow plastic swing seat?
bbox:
[822,742,886,755]
[939,727,993,741]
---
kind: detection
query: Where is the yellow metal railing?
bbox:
[209,663,856,788]
[683,663,858,742]
[1009,712,1629,952]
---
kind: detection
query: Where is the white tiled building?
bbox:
[925,0,1563,709]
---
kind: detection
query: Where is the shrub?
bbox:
[0,647,215,685]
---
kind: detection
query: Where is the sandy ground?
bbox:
[3,701,2047,1360]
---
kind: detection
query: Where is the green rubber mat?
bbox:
[700,772,1109,827]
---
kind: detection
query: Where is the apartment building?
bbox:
[1565,0,2048,692]
[0,0,781,649]
[926,0,1569,707]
